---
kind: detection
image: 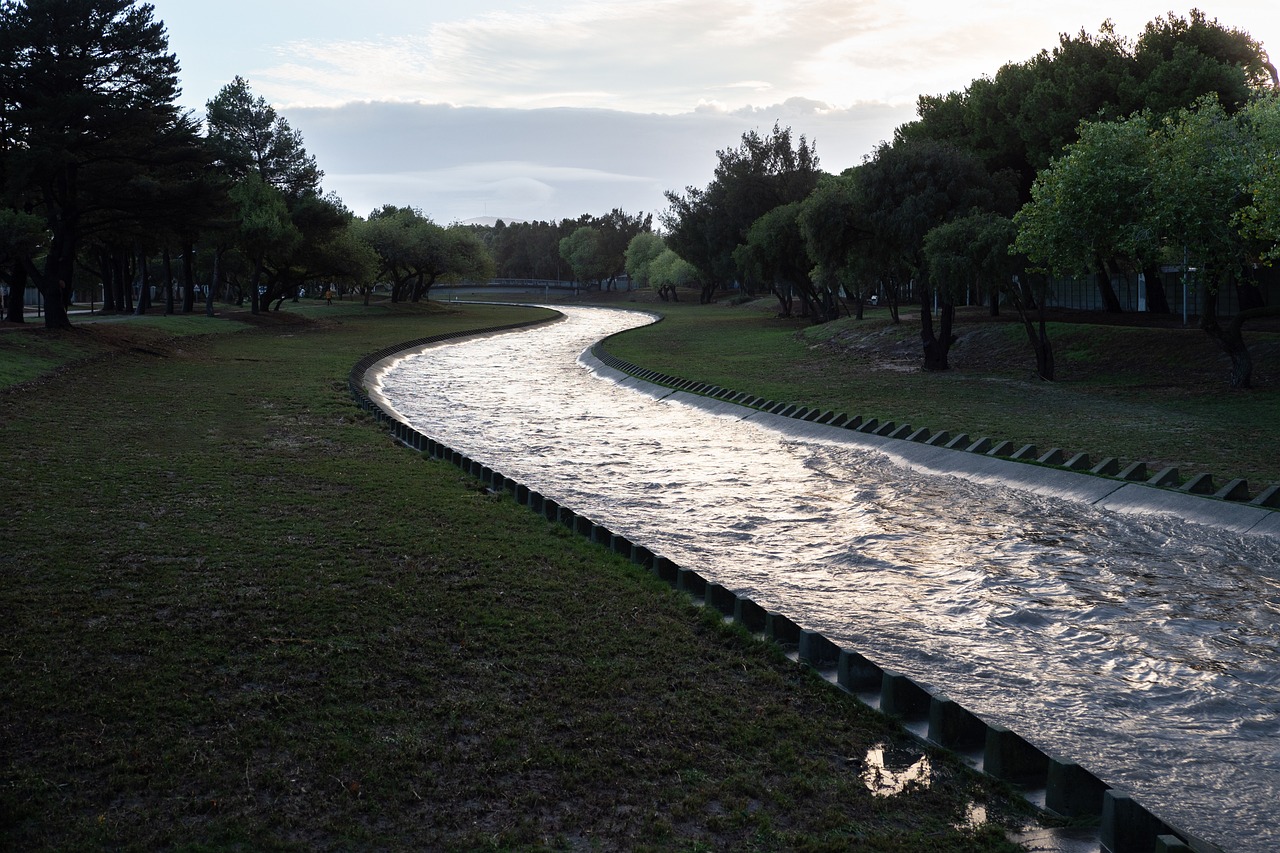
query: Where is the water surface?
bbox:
[378,306,1280,852]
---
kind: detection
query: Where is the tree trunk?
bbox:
[920,287,952,371]
[1236,274,1266,311]
[181,243,196,314]
[134,250,151,316]
[1143,264,1170,314]
[39,239,74,330]
[1200,286,1252,389]
[249,259,264,315]
[4,261,27,323]
[1095,260,1123,313]
[162,247,175,315]
[206,249,221,317]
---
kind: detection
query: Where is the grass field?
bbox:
[1,299,1036,851]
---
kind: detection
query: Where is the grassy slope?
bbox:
[1,301,1030,851]
[601,299,1280,489]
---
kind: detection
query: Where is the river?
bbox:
[376,306,1280,852]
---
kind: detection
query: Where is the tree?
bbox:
[1150,96,1276,388]
[1237,92,1280,261]
[798,172,879,320]
[0,0,188,328]
[1012,113,1158,313]
[0,208,44,321]
[663,123,820,303]
[647,249,696,300]
[859,137,1010,370]
[624,232,665,290]
[204,75,321,200]
[558,226,610,289]
[734,202,830,320]
[204,76,330,313]
[898,14,1276,206]
[593,208,652,289]
[925,212,1054,380]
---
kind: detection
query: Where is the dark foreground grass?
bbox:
[1,301,1032,851]
[601,299,1280,489]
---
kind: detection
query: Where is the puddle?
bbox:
[858,743,932,796]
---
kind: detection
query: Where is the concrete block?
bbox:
[966,437,994,453]
[986,440,1015,457]
[815,411,835,424]
[1154,835,1193,852]
[704,582,737,616]
[574,515,594,538]
[1101,790,1173,853]
[857,418,880,433]
[905,427,932,442]
[1119,461,1150,481]
[652,556,679,585]
[515,483,531,504]
[765,612,801,647]
[778,405,798,417]
[803,409,825,422]
[1250,483,1280,508]
[837,650,883,692]
[828,414,850,427]
[610,533,632,557]
[842,415,863,429]
[791,407,810,420]
[1091,457,1120,476]
[733,596,768,633]
[542,498,559,521]
[630,545,653,569]
[880,670,931,719]
[1064,452,1091,470]
[798,630,841,668]
[1046,758,1109,817]
[1010,444,1039,460]
[944,433,970,449]
[925,430,952,446]
[888,424,914,439]
[984,725,1049,783]
[874,421,898,436]
[676,568,707,597]
[1179,472,1215,494]
[1147,466,1179,487]
[1214,478,1250,501]
[927,695,986,749]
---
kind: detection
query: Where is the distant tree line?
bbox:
[658,12,1280,386]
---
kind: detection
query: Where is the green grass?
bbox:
[1,300,1033,851]
[601,299,1280,489]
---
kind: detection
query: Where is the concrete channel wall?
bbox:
[351,317,1243,853]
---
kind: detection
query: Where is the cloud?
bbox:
[251,0,908,112]
[288,98,914,224]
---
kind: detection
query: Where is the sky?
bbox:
[148,1,1280,226]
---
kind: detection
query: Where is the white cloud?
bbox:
[288,98,914,224]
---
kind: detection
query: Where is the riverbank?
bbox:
[597,294,1280,492]
[0,301,1035,850]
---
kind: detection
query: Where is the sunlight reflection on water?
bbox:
[378,306,1280,852]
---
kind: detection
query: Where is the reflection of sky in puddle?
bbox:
[859,743,932,797]
[379,305,1280,852]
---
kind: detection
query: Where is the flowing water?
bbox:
[377,306,1280,852]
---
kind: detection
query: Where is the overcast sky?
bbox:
[148,1,1279,226]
